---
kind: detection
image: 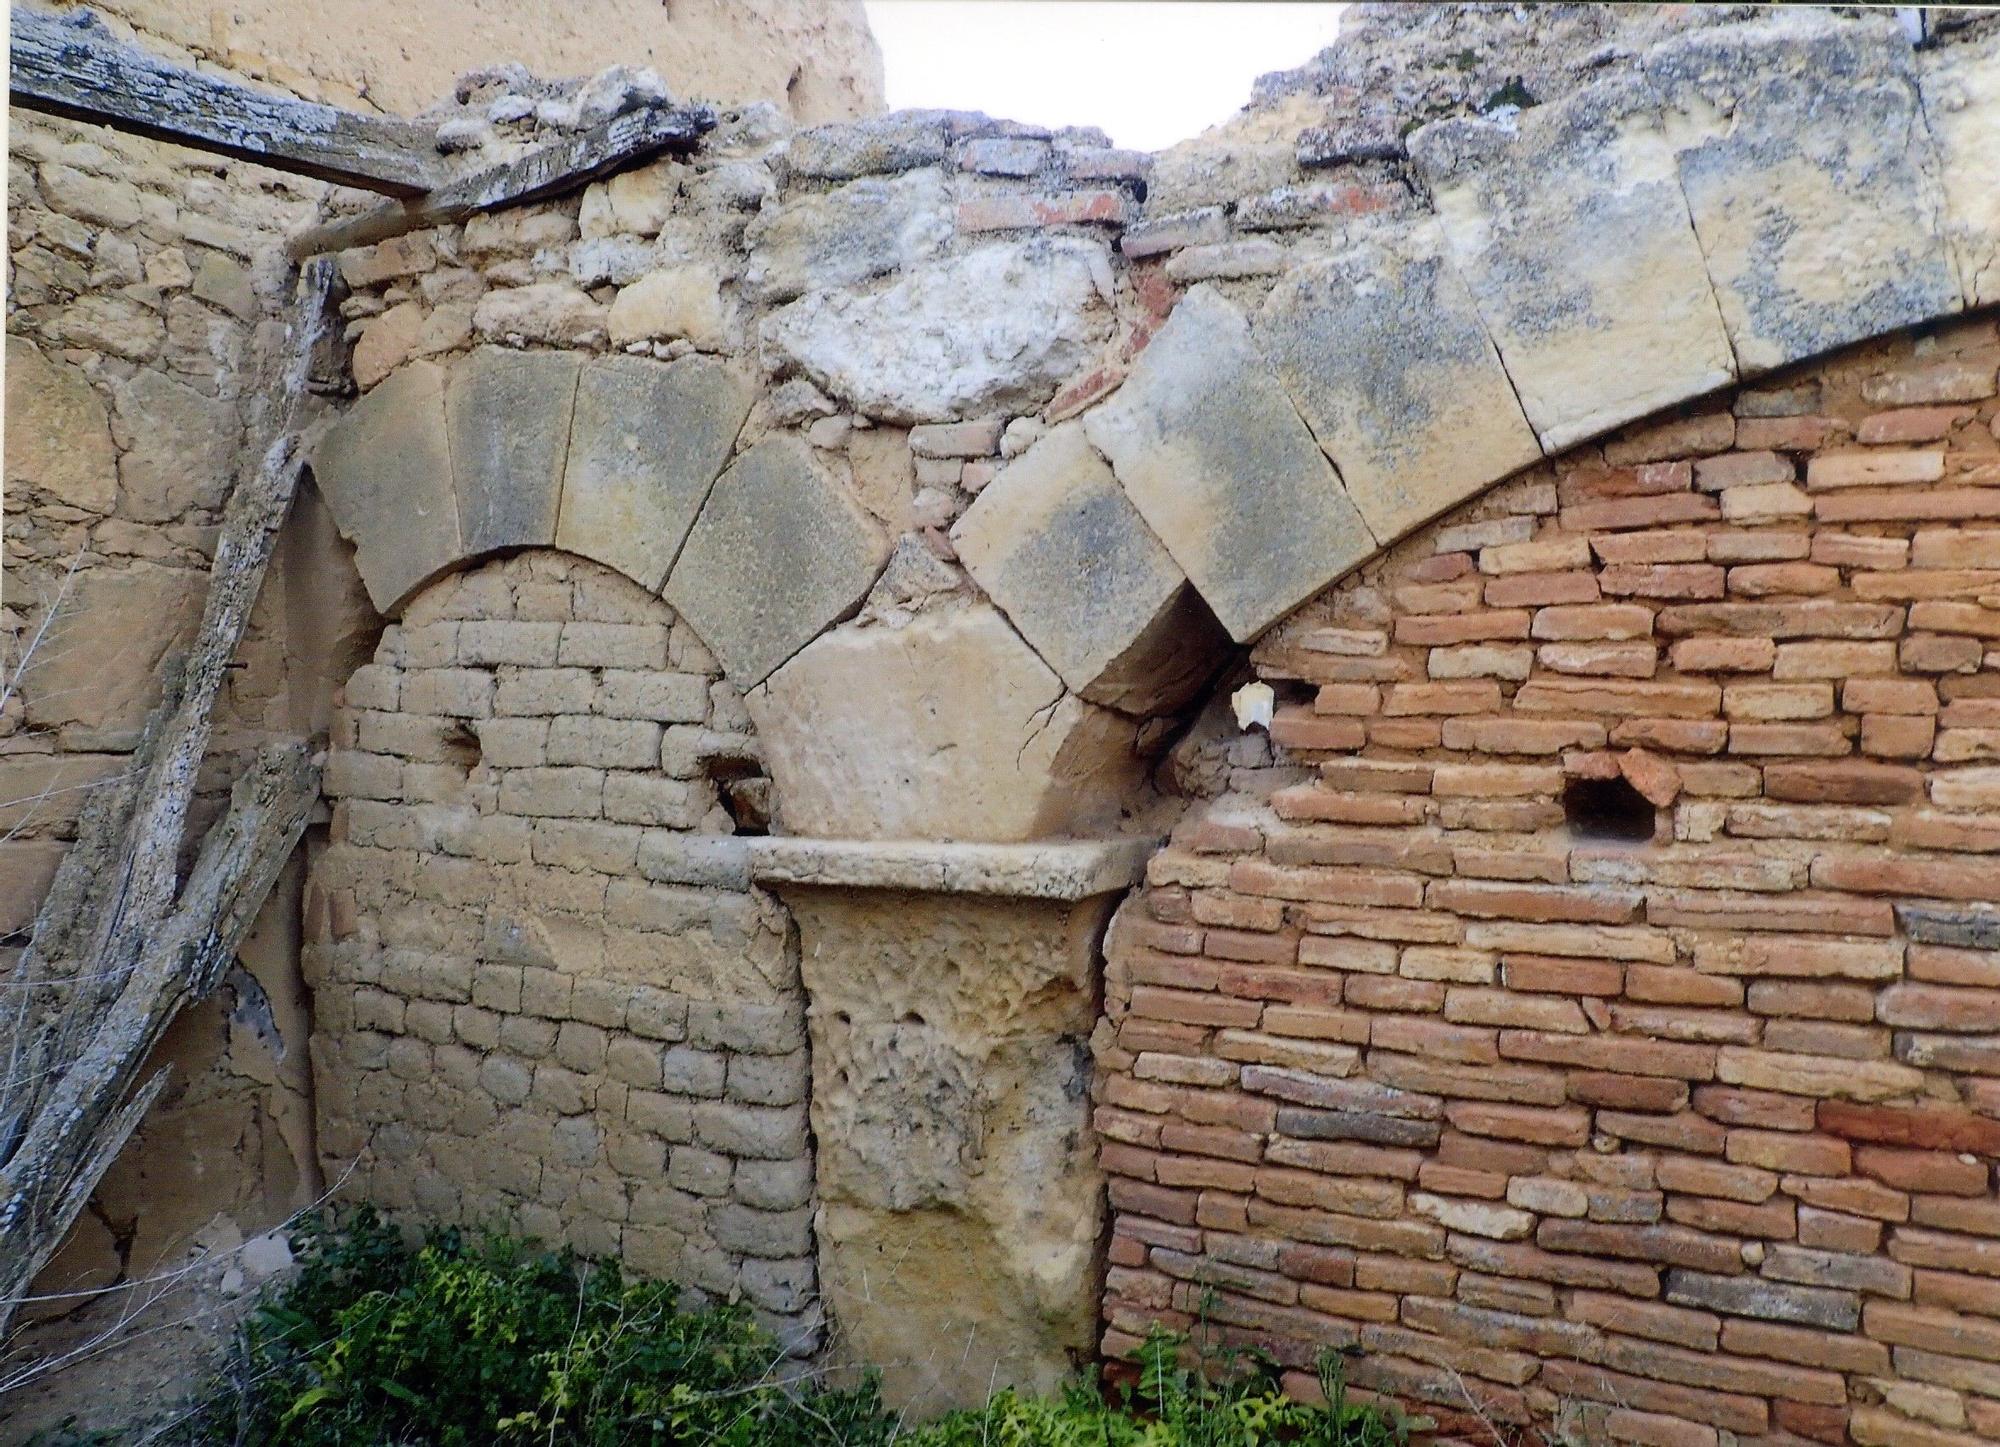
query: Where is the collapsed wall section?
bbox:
[1096,323,2000,1446]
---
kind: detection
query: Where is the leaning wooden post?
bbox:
[0,260,341,1337]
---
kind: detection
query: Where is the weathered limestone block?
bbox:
[1083,286,1374,642]
[744,168,952,303]
[5,336,115,512]
[1255,217,1542,542]
[758,237,1114,424]
[781,112,953,181]
[1644,12,1960,373]
[1410,76,1736,452]
[606,265,727,350]
[664,436,889,687]
[19,565,203,736]
[747,603,1147,841]
[1918,24,2000,307]
[445,348,580,555]
[951,422,1227,715]
[111,370,243,522]
[556,355,753,592]
[766,878,1125,1413]
[312,360,464,612]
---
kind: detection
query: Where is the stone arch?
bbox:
[299,5,2000,1414]
[309,11,1999,852]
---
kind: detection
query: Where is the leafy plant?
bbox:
[164,1213,1407,1446]
[178,1208,895,1446]
[920,1323,1410,1447]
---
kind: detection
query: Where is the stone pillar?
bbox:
[750,839,1151,1415]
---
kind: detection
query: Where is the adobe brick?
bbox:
[1784,1174,1911,1222]
[1763,1242,1912,1299]
[1854,1146,1990,1198]
[1537,1220,1741,1274]
[1765,760,1922,804]
[1569,1072,1690,1112]
[1532,603,1655,641]
[1267,1137,1426,1181]
[1818,1101,2000,1156]
[1718,1318,1888,1374]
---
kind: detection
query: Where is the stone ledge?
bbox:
[746,837,1156,899]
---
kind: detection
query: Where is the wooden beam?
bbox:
[10,6,444,196]
[287,99,716,256]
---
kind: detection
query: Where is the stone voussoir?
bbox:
[664,434,890,688]
[446,346,580,556]
[951,420,1228,715]
[555,353,754,592]
[311,358,463,612]
[1410,72,1736,453]
[1255,214,1542,544]
[1643,10,1962,373]
[1082,284,1377,642]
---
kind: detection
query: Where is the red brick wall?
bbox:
[1095,317,2000,1447]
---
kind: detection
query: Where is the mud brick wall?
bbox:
[306,551,818,1343]
[1095,323,2000,1447]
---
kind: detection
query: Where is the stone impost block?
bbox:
[1410,76,1736,453]
[1082,285,1375,641]
[746,837,1154,900]
[1918,23,2000,307]
[747,603,1146,841]
[446,348,580,556]
[555,355,753,593]
[312,360,464,612]
[744,168,952,303]
[1255,217,1543,543]
[951,422,1228,715]
[664,436,889,687]
[758,236,1113,424]
[1644,12,1961,373]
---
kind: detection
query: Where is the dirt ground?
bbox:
[0,1218,294,1444]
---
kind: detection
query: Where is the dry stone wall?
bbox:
[1096,324,2000,1447]
[307,551,822,1343]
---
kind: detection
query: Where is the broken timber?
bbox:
[10,6,445,195]
[0,261,340,1337]
[8,5,718,259]
[286,100,717,256]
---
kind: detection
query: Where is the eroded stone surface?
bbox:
[951,422,1227,714]
[5,336,116,513]
[758,237,1114,424]
[1919,24,2000,307]
[747,603,1147,841]
[744,167,952,302]
[664,435,889,686]
[446,347,580,555]
[779,886,1112,1413]
[311,360,463,611]
[1411,75,1736,452]
[1083,285,1375,642]
[1255,217,1542,541]
[555,355,753,591]
[1646,12,1961,373]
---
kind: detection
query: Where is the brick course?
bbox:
[1097,325,2000,1443]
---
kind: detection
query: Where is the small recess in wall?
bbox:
[1562,775,1655,844]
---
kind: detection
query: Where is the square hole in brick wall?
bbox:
[1562,775,1656,844]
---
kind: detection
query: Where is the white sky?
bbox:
[864,1,1348,152]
